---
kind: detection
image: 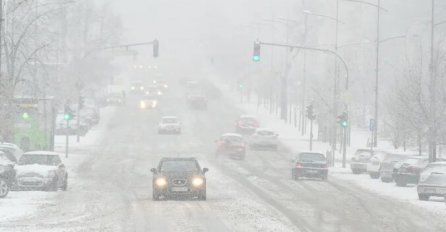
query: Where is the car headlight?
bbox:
[145,91,150,95]
[140,86,145,90]
[157,91,163,95]
[155,177,167,187]
[131,86,136,90]
[47,170,56,179]
[106,98,110,102]
[192,177,204,187]
[152,101,157,107]
[140,101,146,109]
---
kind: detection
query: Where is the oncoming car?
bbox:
[15,151,67,191]
[151,157,208,201]
[158,116,181,134]
[139,98,157,110]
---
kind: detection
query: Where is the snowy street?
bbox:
[1,82,445,232]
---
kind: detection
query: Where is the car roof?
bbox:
[222,133,242,137]
[297,151,324,156]
[256,128,274,132]
[0,143,20,149]
[162,116,177,119]
[428,161,446,165]
[160,157,197,162]
[240,115,257,119]
[23,151,60,156]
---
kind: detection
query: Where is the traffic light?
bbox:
[153,39,159,58]
[64,105,74,121]
[252,41,261,62]
[22,112,30,120]
[306,104,316,120]
[337,112,348,128]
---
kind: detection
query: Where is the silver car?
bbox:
[417,162,446,201]
[249,128,279,151]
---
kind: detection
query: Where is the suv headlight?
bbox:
[155,177,167,187]
[192,177,204,187]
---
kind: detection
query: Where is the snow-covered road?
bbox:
[1,82,445,232]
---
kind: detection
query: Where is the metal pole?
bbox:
[342,127,347,167]
[373,0,381,147]
[332,0,340,155]
[65,120,69,158]
[429,0,436,162]
[310,118,313,151]
[301,13,308,136]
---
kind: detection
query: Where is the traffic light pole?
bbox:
[309,118,314,151]
[65,120,69,158]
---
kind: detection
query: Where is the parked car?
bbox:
[393,156,429,187]
[0,153,17,198]
[215,133,246,160]
[150,157,208,201]
[15,151,67,191]
[366,151,407,179]
[379,153,413,182]
[350,149,373,174]
[417,162,446,201]
[249,128,279,151]
[0,142,23,162]
[158,116,181,134]
[235,115,259,134]
[291,152,328,181]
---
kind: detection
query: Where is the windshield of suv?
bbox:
[160,160,199,172]
[163,118,177,123]
[18,154,61,166]
[299,153,326,162]
[257,130,274,136]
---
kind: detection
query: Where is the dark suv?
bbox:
[0,152,17,198]
[151,157,208,201]
[291,152,328,181]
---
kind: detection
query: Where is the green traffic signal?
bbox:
[64,113,72,121]
[253,41,261,62]
[340,120,348,128]
[22,112,30,120]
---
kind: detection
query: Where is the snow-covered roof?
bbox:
[162,116,177,119]
[222,133,242,137]
[0,143,20,149]
[240,115,257,119]
[256,128,274,132]
[23,151,61,156]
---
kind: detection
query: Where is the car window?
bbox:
[257,130,274,136]
[354,150,372,159]
[223,136,242,143]
[163,118,177,123]
[423,164,446,174]
[18,154,62,166]
[160,160,199,172]
[298,153,326,162]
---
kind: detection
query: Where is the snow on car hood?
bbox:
[16,164,57,176]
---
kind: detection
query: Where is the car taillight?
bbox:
[296,163,303,168]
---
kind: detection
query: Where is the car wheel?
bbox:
[418,194,430,201]
[0,178,9,198]
[62,174,68,191]
[381,177,393,183]
[395,180,406,187]
[152,191,160,201]
[369,172,379,179]
[321,174,328,181]
[199,190,206,201]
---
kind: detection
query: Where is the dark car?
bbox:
[379,153,412,183]
[235,115,259,134]
[187,94,207,110]
[291,152,328,181]
[151,157,208,201]
[350,149,373,174]
[215,133,246,160]
[0,153,17,198]
[393,156,430,187]
[417,162,446,201]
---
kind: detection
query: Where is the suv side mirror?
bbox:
[203,168,209,173]
[150,168,157,174]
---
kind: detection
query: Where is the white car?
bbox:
[15,151,67,191]
[249,128,279,150]
[158,116,181,134]
[139,98,157,110]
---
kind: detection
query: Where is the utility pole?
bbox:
[65,119,69,158]
[429,0,437,162]
[333,0,340,157]
[373,0,381,147]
